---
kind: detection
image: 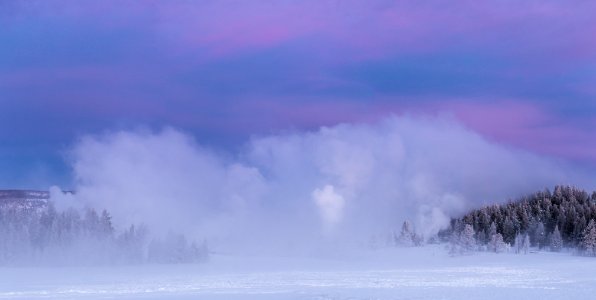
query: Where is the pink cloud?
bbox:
[11,1,596,64]
[214,97,596,166]
[423,100,596,165]
[146,1,596,63]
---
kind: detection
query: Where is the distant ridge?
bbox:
[0,189,74,211]
[0,190,50,200]
[0,189,49,210]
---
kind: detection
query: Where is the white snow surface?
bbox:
[1,245,594,299]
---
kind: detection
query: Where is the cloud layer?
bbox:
[64,116,595,253]
[2,1,596,187]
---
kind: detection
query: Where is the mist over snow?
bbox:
[57,115,595,254]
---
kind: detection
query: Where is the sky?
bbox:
[1,0,595,189]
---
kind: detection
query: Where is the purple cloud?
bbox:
[1,0,595,186]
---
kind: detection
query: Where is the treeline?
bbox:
[442,185,596,255]
[0,202,208,266]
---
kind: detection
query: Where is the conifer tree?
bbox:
[444,186,596,254]
[550,225,563,252]
[534,222,546,248]
[397,220,414,246]
[460,224,476,252]
[514,233,524,254]
[489,233,506,253]
[581,219,596,256]
[522,234,530,254]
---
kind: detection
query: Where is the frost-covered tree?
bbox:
[581,219,596,256]
[502,216,516,245]
[514,233,524,254]
[0,200,208,266]
[533,222,546,249]
[117,224,147,263]
[148,233,209,263]
[443,185,596,254]
[460,224,476,252]
[487,222,497,242]
[515,233,530,254]
[489,233,506,253]
[99,210,114,238]
[397,220,414,246]
[448,224,476,256]
[523,234,530,254]
[412,232,424,247]
[476,230,487,246]
[550,225,563,252]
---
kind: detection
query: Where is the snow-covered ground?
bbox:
[1,245,595,299]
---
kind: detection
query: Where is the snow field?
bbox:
[0,245,594,299]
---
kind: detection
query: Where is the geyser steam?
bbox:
[313,185,345,231]
[63,116,594,252]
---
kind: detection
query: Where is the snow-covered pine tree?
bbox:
[412,232,424,247]
[460,224,476,253]
[445,185,596,251]
[397,220,414,246]
[487,222,497,242]
[476,230,487,246]
[523,234,530,254]
[99,209,114,238]
[534,222,546,249]
[574,216,587,246]
[489,233,506,253]
[581,219,596,256]
[502,216,516,245]
[514,233,524,254]
[550,225,563,252]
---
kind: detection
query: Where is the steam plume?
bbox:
[61,116,595,253]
